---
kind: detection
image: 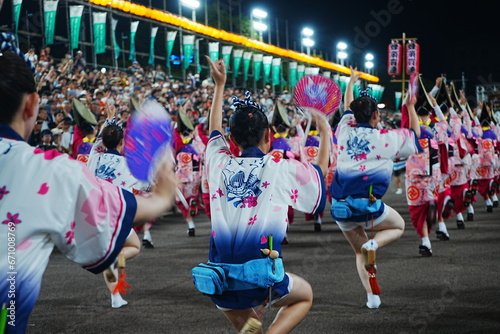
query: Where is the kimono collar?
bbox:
[357,123,375,129]
[240,146,266,158]
[0,122,24,141]
[106,149,121,156]
[419,118,432,126]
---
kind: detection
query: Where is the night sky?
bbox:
[1,0,499,104]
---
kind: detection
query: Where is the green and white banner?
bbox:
[243,51,252,82]
[304,67,319,76]
[289,62,298,88]
[208,42,219,62]
[129,21,139,61]
[111,18,120,59]
[166,31,177,67]
[395,91,402,111]
[323,71,331,78]
[272,58,281,86]
[43,0,59,45]
[222,45,232,68]
[297,64,305,80]
[13,0,22,37]
[195,39,201,74]
[148,26,158,65]
[69,5,84,50]
[233,49,243,78]
[183,35,195,70]
[93,12,107,55]
[253,54,263,82]
[263,56,272,84]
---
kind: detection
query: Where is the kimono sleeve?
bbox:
[281,159,326,215]
[390,128,423,159]
[51,162,137,274]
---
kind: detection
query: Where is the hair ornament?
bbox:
[0,32,36,75]
[359,87,376,102]
[232,91,263,112]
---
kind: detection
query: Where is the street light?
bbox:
[251,8,268,42]
[365,53,374,73]
[180,0,200,21]
[301,27,314,56]
[336,41,348,66]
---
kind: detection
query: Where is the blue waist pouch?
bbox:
[192,258,285,296]
[331,196,382,220]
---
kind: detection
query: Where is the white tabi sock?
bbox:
[456,213,464,221]
[111,293,128,308]
[366,293,381,309]
[467,205,474,214]
[492,194,498,202]
[438,222,449,236]
[421,237,431,249]
[143,230,152,242]
[188,221,195,229]
[486,199,493,206]
[362,239,379,251]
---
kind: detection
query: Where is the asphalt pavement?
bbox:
[27,179,500,333]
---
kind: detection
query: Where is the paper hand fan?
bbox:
[124,99,172,182]
[294,75,341,116]
[408,72,419,101]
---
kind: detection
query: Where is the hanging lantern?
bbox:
[387,40,402,77]
[406,41,420,75]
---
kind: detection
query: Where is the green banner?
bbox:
[166,31,177,68]
[93,12,107,55]
[69,5,83,50]
[148,26,158,65]
[263,56,272,84]
[195,39,201,74]
[253,54,263,82]
[209,42,219,62]
[44,0,59,45]
[111,18,120,59]
[222,45,232,68]
[297,64,305,80]
[338,76,349,95]
[395,91,402,111]
[289,62,297,88]
[243,51,252,82]
[13,0,22,38]
[183,35,194,70]
[233,49,243,78]
[272,58,281,86]
[129,21,139,61]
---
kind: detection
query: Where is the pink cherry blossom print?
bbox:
[359,165,367,172]
[290,189,299,203]
[211,230,216,238]
[34,148,65,160]
[243,196,258,208]
[17,238,32,251]
[216,188,224,197]
[0,186,9,200]
[80,189,107,226]
[363,175,369,180]
[65,221,76,245]
[248,215,257,225]
[261,236,268,244]
[261,181,270,189]
[385,143,389,147]
[37,183,49,195]
[2,212,21,225]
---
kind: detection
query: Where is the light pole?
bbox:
[251,8,267,42]
[301,27,314,56]
[336,41,348,66]
[364,53,374,74]
[180,0,200,21]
